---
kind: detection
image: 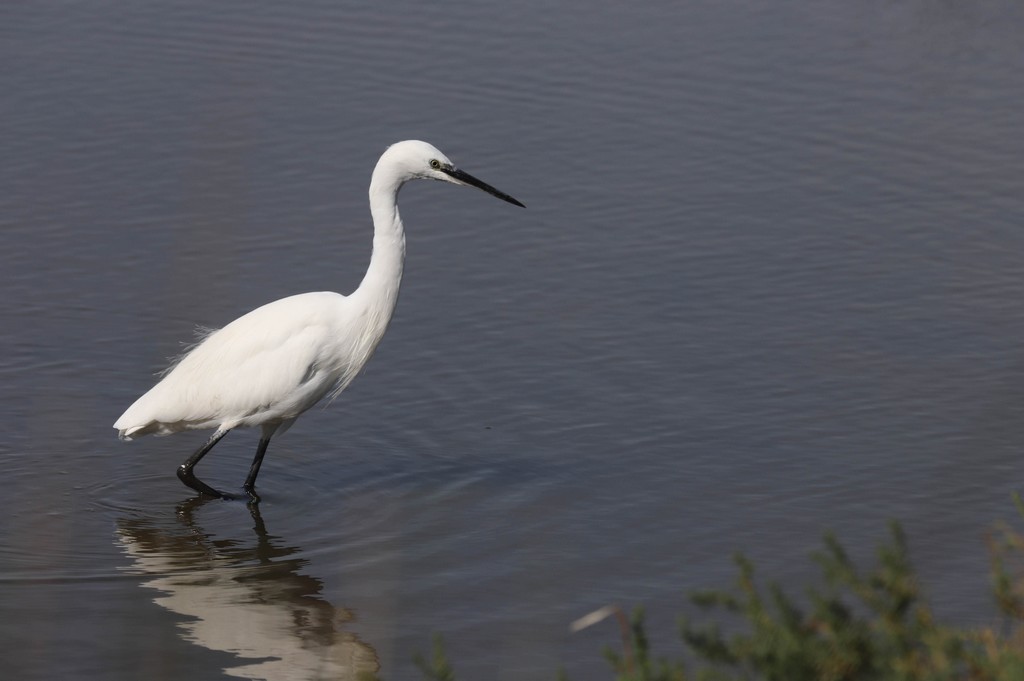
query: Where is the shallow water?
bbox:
[3,1,1024,678]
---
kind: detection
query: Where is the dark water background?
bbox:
[3,1,1024,679]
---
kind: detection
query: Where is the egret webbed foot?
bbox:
[177,465,229,499]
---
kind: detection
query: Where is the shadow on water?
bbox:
[115,498,379,681]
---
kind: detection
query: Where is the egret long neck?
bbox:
[354,173,407,317]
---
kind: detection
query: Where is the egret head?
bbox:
[382,140,525,207]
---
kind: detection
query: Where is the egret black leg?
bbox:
[241,437,272,503]
[177,429,231,498]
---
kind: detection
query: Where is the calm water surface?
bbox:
[3,1,1024,679]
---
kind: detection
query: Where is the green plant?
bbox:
[413,634,458,681]
[678,523,965,680]
[413,496,1024,681]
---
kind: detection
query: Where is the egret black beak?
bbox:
[442,167,525,208]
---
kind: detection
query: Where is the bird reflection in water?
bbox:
[116,499,378,680]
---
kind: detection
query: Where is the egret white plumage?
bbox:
[114,140,524,501]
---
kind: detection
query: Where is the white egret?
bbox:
[114,140,524,501]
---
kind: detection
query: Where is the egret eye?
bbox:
[429,159,441,170]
